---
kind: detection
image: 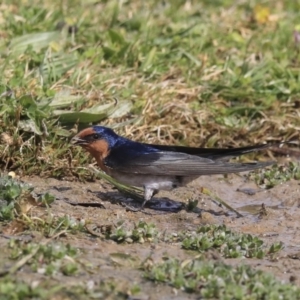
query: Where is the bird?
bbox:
[71,126,275,209]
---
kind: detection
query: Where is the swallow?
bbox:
[71,126,275,209]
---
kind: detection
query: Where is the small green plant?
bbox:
[38,192,55,206]
[180,224,284,258]
[27,214,86,237]
[250,162,300,188]
[145,258,300,298]
[0,175,55,221]
[0,176,32,202]
[185,199,199,212]
[108,221,159,243]
[8,239,79,276]
[0,278,50,299]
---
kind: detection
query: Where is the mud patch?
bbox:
[1,172,299,297]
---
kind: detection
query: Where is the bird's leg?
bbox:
[141,187,157,208]
[123,187,157,213]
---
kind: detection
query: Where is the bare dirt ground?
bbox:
[1,170,300,299]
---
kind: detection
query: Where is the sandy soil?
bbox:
[1,171,300,299]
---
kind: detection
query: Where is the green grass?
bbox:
[0,0,299,298]
[0,0,299,177]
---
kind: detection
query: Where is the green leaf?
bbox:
[180,49,202,67]
[40,51,78,83]
[18,119,43,135]
[9,31,61,56]
[53,100,132,123]
[141,47,157,71]
[108,100,132,118]
[108,29,126,45]
[48,90,84,109]
[52,111,108,123]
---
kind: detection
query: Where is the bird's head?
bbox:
[71,126,119,159]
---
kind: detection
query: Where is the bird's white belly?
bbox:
[108,171,196,190]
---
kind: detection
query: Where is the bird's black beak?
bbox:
[71,136,87,146]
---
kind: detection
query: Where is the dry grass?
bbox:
[0,1,300,179]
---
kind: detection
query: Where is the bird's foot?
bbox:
[121,202,153,215]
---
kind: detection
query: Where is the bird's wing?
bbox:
[144,143,272,161]
[105,151,273,176]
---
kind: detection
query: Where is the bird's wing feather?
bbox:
[105,151,273,176]
[143,143,272,161]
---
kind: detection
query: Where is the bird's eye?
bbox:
[93,134,99,139]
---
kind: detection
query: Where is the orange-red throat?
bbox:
[71,127,110,172]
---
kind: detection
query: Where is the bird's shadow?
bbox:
[51,185,234,216]
[89,190,183,212]
[86,189,230,216]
